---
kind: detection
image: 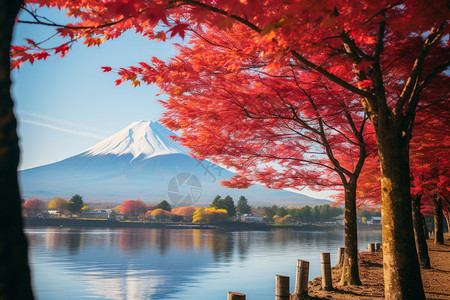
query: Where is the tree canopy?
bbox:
[236,196,251,214]
[69,194,84,214]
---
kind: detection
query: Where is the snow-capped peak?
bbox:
[82,121,188,159]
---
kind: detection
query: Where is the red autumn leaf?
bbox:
[167,23,189,39]
[53,44,69,57]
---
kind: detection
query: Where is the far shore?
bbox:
[23,217,381,231]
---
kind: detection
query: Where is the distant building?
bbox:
[242,214,264,223]
[368,217,382,224]
[112,214,126,220]
[334,214,345,225]
[81,212,109,219]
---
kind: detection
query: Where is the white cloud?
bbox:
[17,111,110,135]
[20,119,106,139]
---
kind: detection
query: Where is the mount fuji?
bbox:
[19,121,330,206]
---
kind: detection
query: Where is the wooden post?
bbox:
[375,243,381,251]
[276,275,290,300]
[321,253,333,291]
[294,259,309,298]
[338,247,345,266]
[228,292,246,300]
[368,243,375,252]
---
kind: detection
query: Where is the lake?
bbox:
[26,227,382,299]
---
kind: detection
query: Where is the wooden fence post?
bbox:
[276,275,290,300]
[293,259,309,298]
[228,291,246,300]
[375,243,381,251]
[321,253,333,291]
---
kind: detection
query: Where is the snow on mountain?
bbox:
[82,121,188,159]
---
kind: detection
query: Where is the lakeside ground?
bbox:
[308,238,450,299]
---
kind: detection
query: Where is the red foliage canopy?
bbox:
[120,200,148,217]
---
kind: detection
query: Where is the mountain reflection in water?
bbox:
[26,227,382,300]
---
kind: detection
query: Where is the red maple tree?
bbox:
[116,29,379,285]
[22,198,46,217]
[120,200,149,218]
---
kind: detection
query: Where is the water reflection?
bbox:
[26,227,381,300]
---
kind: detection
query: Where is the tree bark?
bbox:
[421,213,429,240]
[340,182,362,286]
[431,195,444,244]
[376,126,424,300]
[0,0,35,299]
[444,210,450,237]
[411,194,430,269]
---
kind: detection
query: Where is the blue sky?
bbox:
[12,7,178,170]
[11,7,333,200]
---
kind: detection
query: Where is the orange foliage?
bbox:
[120,200,148,217]
[193,207,229,224]
[172,206,195,221]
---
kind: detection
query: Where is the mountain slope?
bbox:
[19,121,330,206]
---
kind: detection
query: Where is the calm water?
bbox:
[26,227,381,299]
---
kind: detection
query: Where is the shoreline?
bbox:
[23,217,381,231]
[308,238,450,299]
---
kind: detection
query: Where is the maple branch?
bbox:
[298,88,353,180]
[174,0,261,33]
[190,28,236,51]
[175,0,374,101]
[290,50,374,100]
[341,31,372,62]
[250,154,336,172]
[373,20,385,62]
[404,59,450,138]
[416,60,450,95]
[395,24,446,117]
[363,2,402,24]
[343,110,367,178]
[18,5,133,30]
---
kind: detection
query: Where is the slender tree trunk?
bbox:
[411,194,430,269]
[376,127,424,300]
[421,214,429,240]
[442,196,450,236]
[0,1,35,299]
[444,210,450,237]
[340,181,361,286]
[432,195,444,244]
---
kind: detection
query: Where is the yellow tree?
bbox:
[47,197,69,214]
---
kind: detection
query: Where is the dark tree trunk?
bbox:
[376,126,424,299]
[340,181,362,286]
[0,1,35,299]
[444,211,450,237]
[432,195,444,244]
[442,196,450,236]
[421,213,429,240]
[411,194,430,269]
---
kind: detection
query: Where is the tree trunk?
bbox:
[411,194,430,269]
[432,195,444,244]
[421,214,429,240]
[376,127,424,300]
[444,210,450,237]
[340,182,361,286]
[0,1,35,299]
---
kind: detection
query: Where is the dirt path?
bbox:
[307,239,450,299]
